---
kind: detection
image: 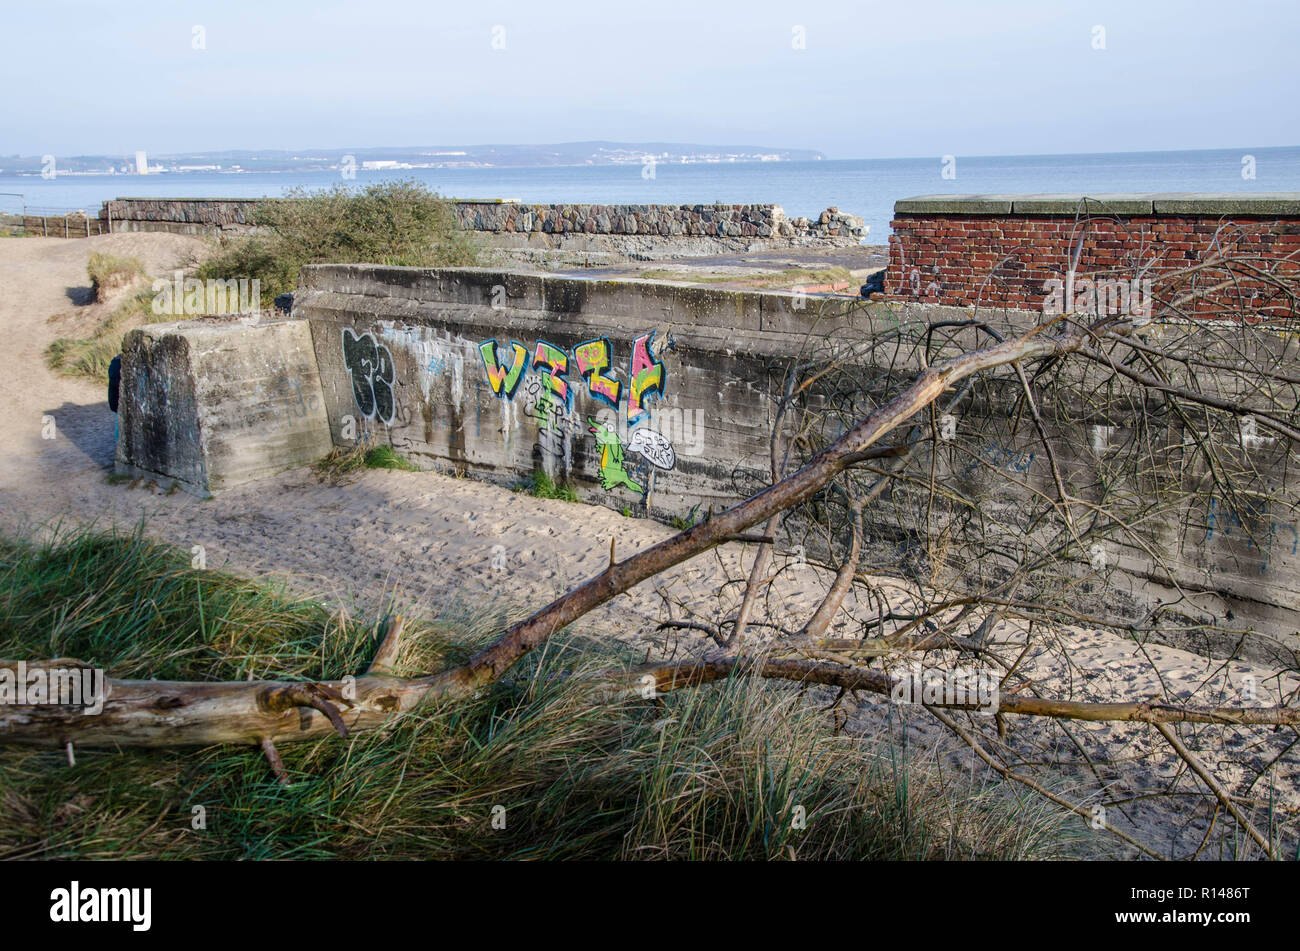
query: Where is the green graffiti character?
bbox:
[588,418,643,494]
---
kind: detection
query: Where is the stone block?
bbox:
[115,317,333,494]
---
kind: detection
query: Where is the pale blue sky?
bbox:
[3,0,1294,158]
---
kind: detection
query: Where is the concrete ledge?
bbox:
[1010,194,1154,215]
[894,195,1014,214]
[1151,193,1300,216]
[895,193,1300,216]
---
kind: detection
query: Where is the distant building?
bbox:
[135,151,148,175]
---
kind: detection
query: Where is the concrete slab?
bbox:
[115,317,333,494]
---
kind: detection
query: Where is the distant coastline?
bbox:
[0,142,827,177]
[3,145,1298,239]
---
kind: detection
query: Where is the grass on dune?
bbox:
[45,284,170,381]
[0,527,1091,860]
[86,251,145,300]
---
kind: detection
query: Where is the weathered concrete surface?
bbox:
[289,265,1300,662]
[115,317,333,493]
[292,264,885,518]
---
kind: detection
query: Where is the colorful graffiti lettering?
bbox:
[476,332,676,492]
[342,328,395,424]
[574,337,622,408]
[477,332,667,423]
[627,332,665,424]
[478,339,530,398]
[589,418,643,493]
[532,340,572,411]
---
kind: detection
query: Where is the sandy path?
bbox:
[1,233,1296,859]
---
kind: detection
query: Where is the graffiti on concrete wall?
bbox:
[589,418,642,493]
[627,332,666,424]
[479,339,529,398]
[520,371,581,469]
[271,376,321,425]
[574,337,621,408]
[627,427,675,470]
[477,331,677,493]
[342,328,396,424]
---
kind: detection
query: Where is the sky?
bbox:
[3,0,1296,160]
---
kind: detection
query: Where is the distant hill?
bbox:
[0,142,826,175]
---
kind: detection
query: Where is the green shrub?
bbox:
[197,180,479,299]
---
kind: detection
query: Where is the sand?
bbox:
[1,232,1295,859]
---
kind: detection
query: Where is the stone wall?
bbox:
[883,194,1300,315]
[103,197,263,235]
[99,197,867,256]
[452,200,864,240]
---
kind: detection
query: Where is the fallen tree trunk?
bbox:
[5,651,1297,752]
[0,657,456,747]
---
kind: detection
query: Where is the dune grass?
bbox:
[45,282,162,381]
[0,527,1090,860]
[86,251,145,301]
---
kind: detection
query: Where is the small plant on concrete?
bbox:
[314,440,417,481]
[670,504,702,532]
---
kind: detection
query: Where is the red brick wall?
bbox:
[883,214,1300,318]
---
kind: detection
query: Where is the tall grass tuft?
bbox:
[0,527,1086,860]
[521,467,580,502]
[86,252,145,301]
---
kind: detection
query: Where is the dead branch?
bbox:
[1152,721,1279,859]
